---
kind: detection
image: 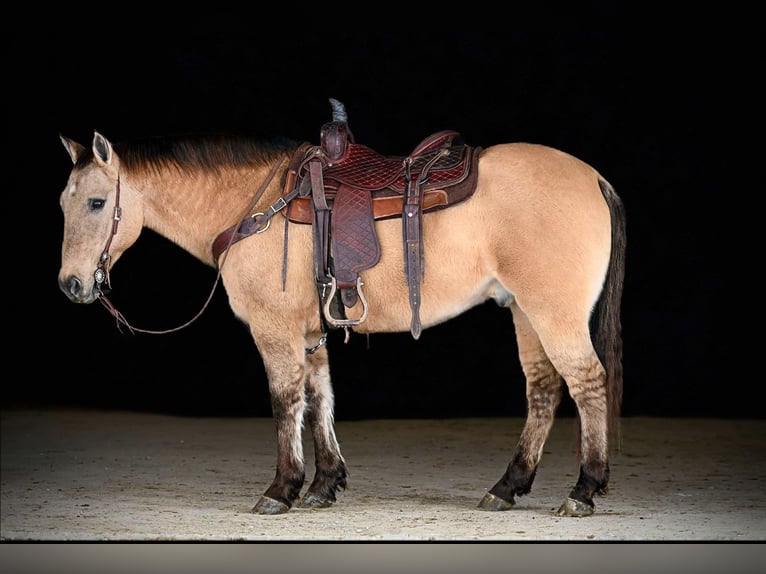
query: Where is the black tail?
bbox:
[594,177,626,448]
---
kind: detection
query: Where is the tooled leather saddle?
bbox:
[213,99,481,339]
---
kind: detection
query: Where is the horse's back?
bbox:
[476,142,609,218]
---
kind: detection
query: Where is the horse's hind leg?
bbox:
[523,310,611,517]
[296,338,349,509]
[546,334,610,517]
[479,302,564,511]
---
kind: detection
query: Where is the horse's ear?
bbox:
[60,134,85,164]
[92,131,114,168]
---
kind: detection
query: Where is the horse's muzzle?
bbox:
[58,275,101,304]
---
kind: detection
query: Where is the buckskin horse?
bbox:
[57,99,626,517]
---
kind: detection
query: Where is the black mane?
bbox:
[77,134,300,176]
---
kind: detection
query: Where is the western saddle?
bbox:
[213,99,481,340]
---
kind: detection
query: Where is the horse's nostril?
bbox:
[69,276,82,297]
[59,276,82,298]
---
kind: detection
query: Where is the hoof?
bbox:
[477,491,514,511]
[252,496,290,515]
[555,497,594,517]
[297,492,333,509]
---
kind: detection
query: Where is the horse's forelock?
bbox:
[72,147,96,170]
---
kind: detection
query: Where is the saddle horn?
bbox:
[322,98,353,160]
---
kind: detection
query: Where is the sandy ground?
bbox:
[1,408,765,542]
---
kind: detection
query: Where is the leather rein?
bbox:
[94,157,285,335]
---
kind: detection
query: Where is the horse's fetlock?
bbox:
[570,462,609,505]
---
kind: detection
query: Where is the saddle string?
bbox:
[96,157,285,335]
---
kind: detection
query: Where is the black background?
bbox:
[8,8,758,419]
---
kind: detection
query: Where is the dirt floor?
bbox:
[1,408,765,542]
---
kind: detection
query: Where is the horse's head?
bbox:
[58,132,144,304]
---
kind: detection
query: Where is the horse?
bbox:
[57,105,625,518]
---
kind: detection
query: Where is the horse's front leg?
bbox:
[297,337,349,509]
[252,335,309,515]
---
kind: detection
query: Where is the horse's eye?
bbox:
[88,198,106,211]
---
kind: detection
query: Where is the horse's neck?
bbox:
[137,161,286,267]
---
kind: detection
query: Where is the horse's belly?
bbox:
[356,285,498,334]
[352,248,503,334]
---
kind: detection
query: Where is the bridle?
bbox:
[94,158,285,335]
[93,175,122,292]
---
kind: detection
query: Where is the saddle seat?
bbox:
[284,130,479,225]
